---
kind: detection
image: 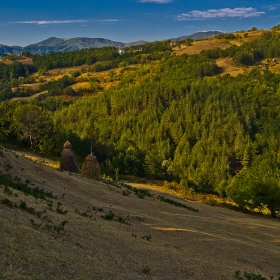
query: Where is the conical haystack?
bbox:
[82,153,100,180]
[60,140,79,173]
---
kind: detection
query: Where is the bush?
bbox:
[227,160,280,217]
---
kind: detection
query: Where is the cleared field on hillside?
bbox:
[216,58,245,77]
[0,148,280,280]
[174,38,231,55]
[173,30,280,76]
[11,63,140,102]
[0,57,33,65]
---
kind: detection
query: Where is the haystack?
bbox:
[60,140,79,173]
[82,152,100,180]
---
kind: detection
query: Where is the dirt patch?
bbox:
[216,57,244,77]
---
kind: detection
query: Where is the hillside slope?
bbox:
[0,147,280,279]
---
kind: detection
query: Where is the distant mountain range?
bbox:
[0,44,23,56]
[0,31,223,56]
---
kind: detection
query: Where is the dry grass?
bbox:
[0,147,280,279]
[174,38,231,56]
[130,182,182,198]
[216,58,245,77]
[71,81,90,91]
[12,150,60,169]
[48,66,83,75]
[12,90,48,101]
[0,57,33,65]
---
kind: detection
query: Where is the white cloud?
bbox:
[15,19,123,25]
[139,0,172,3]
[15,20,88,25]
[99,19,121,23]
[176,7,265,20]
[261,4,279,11]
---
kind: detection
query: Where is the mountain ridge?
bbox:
[0,31,222,56]
[172,30,223,41]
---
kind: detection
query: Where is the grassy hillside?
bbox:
[173,30,265,55]
[174,30,280,76]
[11,64,130,102]
[1,146,280,279]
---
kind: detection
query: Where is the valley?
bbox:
[1,26,280,279]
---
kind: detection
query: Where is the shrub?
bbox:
[142,265,151,274]
[101,210,115,220]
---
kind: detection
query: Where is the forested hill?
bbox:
[1,27,280,217]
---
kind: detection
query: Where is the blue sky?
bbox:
[0,0,279,46]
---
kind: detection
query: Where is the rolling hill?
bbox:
[1,146,280,279]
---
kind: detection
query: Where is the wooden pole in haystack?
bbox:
[82,148,100,180]
[60,140,79,173]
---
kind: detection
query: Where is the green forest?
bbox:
[1,29,280,217]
